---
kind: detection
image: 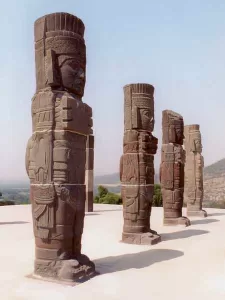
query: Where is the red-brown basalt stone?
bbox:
[25,12,96,284]
[160,110,191,226]
[120,83,161,245]
[184,125,207,217]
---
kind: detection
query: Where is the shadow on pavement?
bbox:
[190,218,219,225]
[0,221,29,225]
[94,209,122,212]
[207,212,225,217]
[95,248,183,274]
[161,229,209,241]
[85,213,100,216]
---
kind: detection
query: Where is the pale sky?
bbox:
[1,0,225,182]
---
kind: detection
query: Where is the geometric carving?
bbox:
[120,83,161,245]
[26,12,96,284]
[160,110,191,226]
[184,124,207,217]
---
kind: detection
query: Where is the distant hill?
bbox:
[94,159,225,202]
[94,173,120,185]
[204,158,225,178]
[204,158,225,202]
[94,172,160,185]
[1,158,225,202]
[0,181,29,190]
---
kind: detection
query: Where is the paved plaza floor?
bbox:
[0,204,225,300]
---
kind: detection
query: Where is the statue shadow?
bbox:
[207,212,225,217]
[94,249,183,275]
[0,221,29,225]
[161,229,209,241]
[94,209,122,212]
[85,213,100,216]
[190,218,219,225]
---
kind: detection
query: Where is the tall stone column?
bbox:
[160,110,191,226]
[184,125,207,217]
[25,13,96,283]
[120,83,161,245]
[85,135,94,212]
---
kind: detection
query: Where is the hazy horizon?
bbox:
[1,0,225,181]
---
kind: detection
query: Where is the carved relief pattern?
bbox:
[160,110,190,226]
[184,125,206,216]
[121,83,160,244]
[25,12,95,282]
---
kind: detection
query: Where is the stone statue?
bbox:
[160,110,191,226]
[120,83,161,245]
[85,135,94,212]
[25,12,96,283]
[184,125,207,217]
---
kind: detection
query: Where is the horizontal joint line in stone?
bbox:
[132,93,153,96]
[121,184,154,187]
[30,184,86,186]
[123,153,154,156]
[32,130,89,136]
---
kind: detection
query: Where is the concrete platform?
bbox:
[0,204,225,300]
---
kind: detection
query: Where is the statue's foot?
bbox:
[164,216,191,227]
[149,228,158,235]
[187,210,207,218]
[34,254,97,284]
[58,255,96,283]
[122,231,161,245]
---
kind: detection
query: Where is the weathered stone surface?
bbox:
[85,135,94,212]
[184,125,207,217]
[25,12,96,284]
[120,83,161,245]
[160,110,191,226]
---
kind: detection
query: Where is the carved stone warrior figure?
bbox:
[120,83,161,245]
[184,125,207,217]
[85,135,94,212]
[160,110,191,226]
[25,13,96,283]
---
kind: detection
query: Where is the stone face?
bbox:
[160,110,191,226]
[120,83,161,245]
[85,135,94,212]
[25,12,96,284]
[184,125,207,217]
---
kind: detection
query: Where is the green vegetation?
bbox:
[94,185,122,205]
[204,200,225,209]
[0,200,15,206]
[152,184,163,207]
[94,184,163,206]
[0,186,30,206]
